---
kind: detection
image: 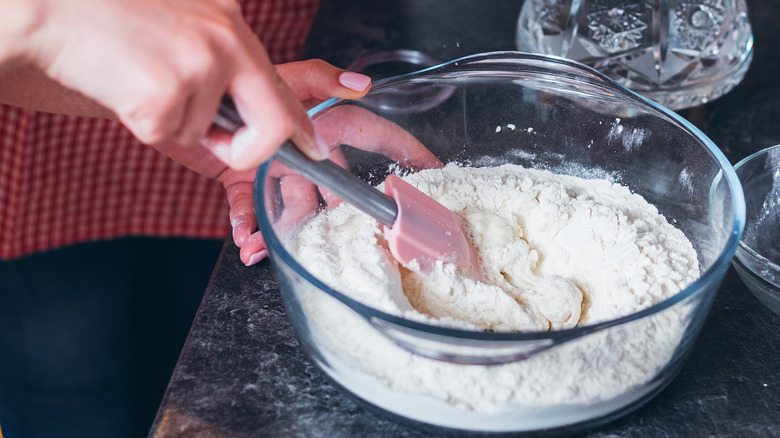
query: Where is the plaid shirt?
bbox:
[0,0,319,259]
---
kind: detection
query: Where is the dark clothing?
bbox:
[0,238,222,438]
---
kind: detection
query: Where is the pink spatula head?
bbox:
[383,175,479,274]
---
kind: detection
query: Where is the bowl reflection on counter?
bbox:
[254,52,745,434]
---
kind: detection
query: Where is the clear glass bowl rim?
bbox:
[255,51,746,343]
[733,143,780,276]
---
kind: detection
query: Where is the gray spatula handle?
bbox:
[215,97,398,227]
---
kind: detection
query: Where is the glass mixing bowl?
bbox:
[732,145,780,316]
[254,52,744,434]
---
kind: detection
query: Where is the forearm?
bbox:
[0,0,39,66]
[0,0,113,118]
[0,64,114,118]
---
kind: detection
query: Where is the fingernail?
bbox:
[201,135,232,164]
[314,132,330,159]
[322,191,343,208]
[339,71,371,92]
[247,250,268,266]
[231,126,261,163]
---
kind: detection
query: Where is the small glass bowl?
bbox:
[732,145,780,315]
[254,52,745,434]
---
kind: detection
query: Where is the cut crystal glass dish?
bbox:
[516,0,754,109]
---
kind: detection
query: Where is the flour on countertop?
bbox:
[291,162,699,412]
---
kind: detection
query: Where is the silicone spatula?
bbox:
[214,98,479,274]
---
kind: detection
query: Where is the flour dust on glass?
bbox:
[516,0,753,109]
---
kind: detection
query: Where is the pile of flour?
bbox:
[290,162,700,412]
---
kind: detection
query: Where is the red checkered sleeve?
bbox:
[0,0,320,259]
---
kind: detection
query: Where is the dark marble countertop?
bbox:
[150,1,780,436]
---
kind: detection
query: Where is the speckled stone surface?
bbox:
[150,1,780,436]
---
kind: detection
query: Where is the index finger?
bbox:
[200,43,327,170]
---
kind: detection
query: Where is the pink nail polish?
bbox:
[339,72,371,92]
[247,250,268,266]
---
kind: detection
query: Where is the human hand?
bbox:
[224,63,443,266]
[151,60,414,265]
[5,0,334,170]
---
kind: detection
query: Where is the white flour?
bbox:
[291,162,699,412]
